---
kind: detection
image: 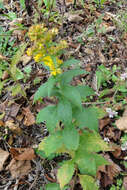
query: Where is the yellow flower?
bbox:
[34,53,43,62]
[42,56,53,66]
[26,48,32,56]
[57,58,63,65]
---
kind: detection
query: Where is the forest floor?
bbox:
[0,0,127,189]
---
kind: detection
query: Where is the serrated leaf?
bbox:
[11,43,27,66]
[79,175,98,190]
[10,43,27,81]
[62,58,80,68]
[75,151,108,176]
[73,107,98,131]
[60,69,87,85]
[76,85,95,99]
[62,125,79,150]
[61,85,82,110]
[45,183,60,190]
[36,105,58,133]
[38,132,62,157]
[57,98,72,125]
[78,131,110,153]
[57,161,75,189]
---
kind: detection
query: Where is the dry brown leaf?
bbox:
[115,109,127,132]
[98,49,106,63]
[0,120,4,127]
[10,148,36,161]
[5,120,22,135]
[7,159,31,178]
[20,54,31,65]
[22,107,35,126]
[2,71,9,80]
[65,13,83,23]
[84,48,94,56]
[0,148,9,171]
[123,176,127,190]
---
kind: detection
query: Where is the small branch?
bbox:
[82,101,108,105]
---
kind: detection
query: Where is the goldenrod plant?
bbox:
[27,24,111,190]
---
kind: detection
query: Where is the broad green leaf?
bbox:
[37,105,58,133]
[73,107,98,131]
[59,69,87,85]
[38,132,62,157]
[57,161,75,189]
[34,82,48,101]
[62,58,80,68]
[78,131,110,153]
[34,80,58,101]
[62,126,79,150]
[75,152,97,176]
[75,151,108,176]
[76,85,95,99]
[47,76,56,97]
[45,183,60,190]
[57,98,72,125]
[61,85,82,110]
[79,175,98,190]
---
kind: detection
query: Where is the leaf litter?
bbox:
[0,0,127,189]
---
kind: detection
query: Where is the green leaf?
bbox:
[73,107,98,132]
[62,125,79,150]
[59,69,87,85]
[11,43,27,66]
[75,151,108,176]
[76,85,95,99]
[57,161,75,189]
[61,85,82,110]
[45,183,60,190]
[38,132,62,157]
[37,105,58,133]
[62,58,80,68]
[75,152,97,176]
[79,175,98,190]
[78,131,110,153]
[34,79,58,102]
[15,68,24,80]
[47,76,56,97]
[34,82,48,101]
[57,97,72,125]
[20,0,26,9]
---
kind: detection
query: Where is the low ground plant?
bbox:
[27,24,111,189]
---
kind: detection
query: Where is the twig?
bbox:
[28,173,38,190]
[82,101,108,105]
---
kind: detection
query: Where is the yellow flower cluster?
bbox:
[27,24,68,76]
